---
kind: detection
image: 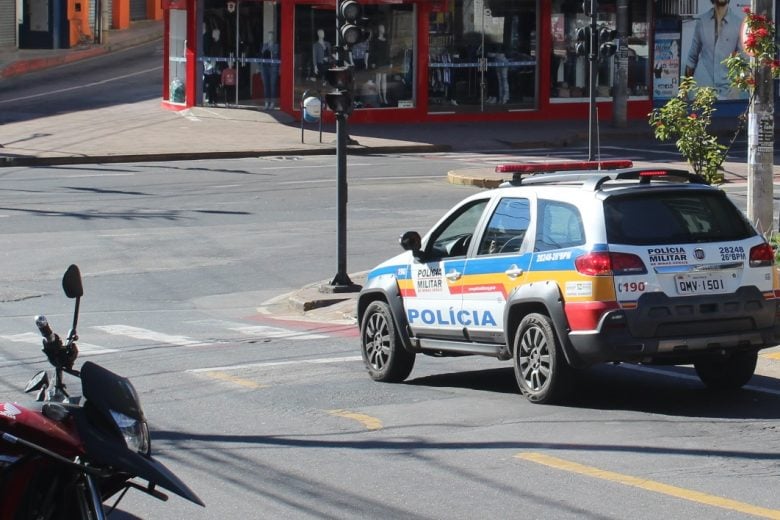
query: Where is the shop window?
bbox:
[201,0,280,108]
[550,0,650,102]
[428,0,538,113]
[168,9,187,104]
[294,3,416,110]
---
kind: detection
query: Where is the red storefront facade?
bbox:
[161,0,657,124]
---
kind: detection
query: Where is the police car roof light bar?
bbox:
[495,159,632,176]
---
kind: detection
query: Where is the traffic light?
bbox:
[325,66,354,115]
[338,0,366,48]
[582,0,598,16]
[598,26,617,59]
[575,26,591,57]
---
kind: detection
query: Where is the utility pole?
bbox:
[612,0,628,128]
[747,0,775,234]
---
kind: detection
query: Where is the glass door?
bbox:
[202,0,280,109]
[428,0,538,113]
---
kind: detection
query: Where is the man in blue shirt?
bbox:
[684,0,746,99]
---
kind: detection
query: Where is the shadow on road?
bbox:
[406,363,780,419]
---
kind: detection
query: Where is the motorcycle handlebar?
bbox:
[35,315,56,344]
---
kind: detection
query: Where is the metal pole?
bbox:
[612,0,628,128]
[331,112,353,287]
[747,0,774,233]
[587,1,598,161]
[328,0,357,290]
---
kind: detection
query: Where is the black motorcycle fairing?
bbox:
[72,376,204,507]
[74,407,203,506]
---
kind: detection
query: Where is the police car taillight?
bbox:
[575,252,647,276]
[749,243,775,267]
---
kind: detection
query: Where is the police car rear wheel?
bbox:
[513,313,572,404]
[361,301,415,383]
[694,351,757,390]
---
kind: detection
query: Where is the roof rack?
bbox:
[497,162,709,190]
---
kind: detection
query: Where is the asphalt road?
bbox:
[1,156,780,520]
[2,45,780,519]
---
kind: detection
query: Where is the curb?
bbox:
[0,144,451,167]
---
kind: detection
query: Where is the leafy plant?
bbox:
[648,77,726,185]
[723,7,780,92]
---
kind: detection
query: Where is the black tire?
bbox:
[513,313,573,404]
[360,301,415,382]
[694,351,757,390]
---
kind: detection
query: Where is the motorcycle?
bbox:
[0,265,204,519]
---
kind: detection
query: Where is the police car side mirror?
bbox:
[399,231,427,262]
[400,231,421,252]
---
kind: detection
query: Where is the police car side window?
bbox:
[478,198,531,255]
[534,200,585,252]
[429,200,489,258]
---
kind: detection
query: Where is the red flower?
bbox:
[689,113,698,120]
[743,6,751,14]
[755,27,769,39]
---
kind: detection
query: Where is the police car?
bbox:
[357,164,780,404]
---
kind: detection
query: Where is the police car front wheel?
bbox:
[513,313,573,404]
[360,301,415,383]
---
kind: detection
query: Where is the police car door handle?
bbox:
[505,265,523,279]
[446,269,462,281]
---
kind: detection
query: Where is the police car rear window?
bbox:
[604,191,755,245]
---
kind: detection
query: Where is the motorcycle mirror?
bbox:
[62,265,83,299]
[24,371,49,393]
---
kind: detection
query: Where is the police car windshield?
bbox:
[604,191,756,246]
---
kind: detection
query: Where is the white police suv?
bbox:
[357,165,780,404]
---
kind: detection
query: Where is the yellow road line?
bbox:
[203,371,267,389]
[328,409,383,431]
[516,452,780,519]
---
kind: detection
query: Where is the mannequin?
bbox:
[312,29,332,80]
[369,24,390,104]
[202,22,221,105]
[351,29,371,70]
[261,31,279,109]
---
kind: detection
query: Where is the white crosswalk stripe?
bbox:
[0,321,330,362]
[228,325,327,340]
[0,332,117,355]
[185,319,329,341]
[93,325,206,347]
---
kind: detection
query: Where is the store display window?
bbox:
[428,0,538,113]
[550,0,650,102]
[293,3,416,110]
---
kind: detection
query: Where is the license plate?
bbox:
[675,272,727,295]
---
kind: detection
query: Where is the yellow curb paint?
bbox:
[763,351,780,360]
[516,452,780,519]
[328,409,383,431]
[203,371,267,389]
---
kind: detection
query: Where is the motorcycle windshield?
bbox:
[80,361,145,423]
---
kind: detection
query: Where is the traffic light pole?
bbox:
[327,0,359,291]
[587,2,598,161]
[331,110,354,288]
